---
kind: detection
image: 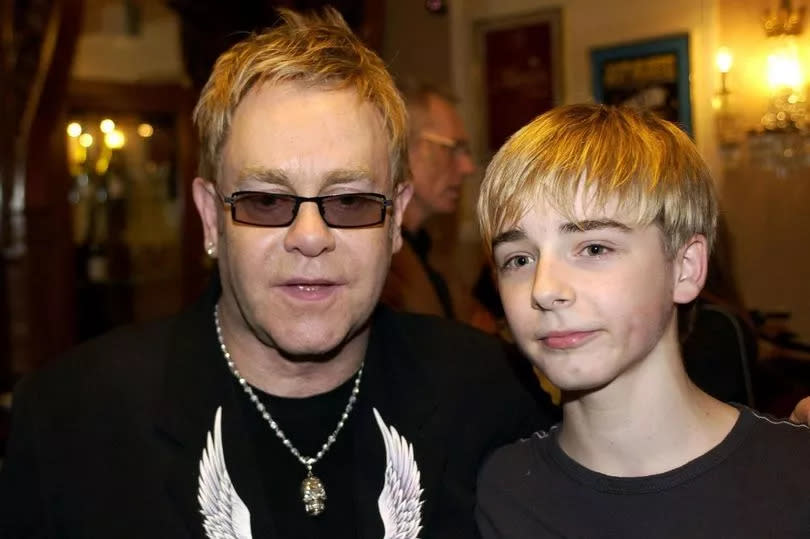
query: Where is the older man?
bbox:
[381,82,479,321]
[0,8,554,539]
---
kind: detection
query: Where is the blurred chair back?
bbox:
[683,301,758,407]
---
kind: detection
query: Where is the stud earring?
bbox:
[206,242,216,258]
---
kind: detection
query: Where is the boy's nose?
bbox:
[531,256,574,311]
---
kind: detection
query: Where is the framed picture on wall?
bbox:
[476,8,563,156]
[590,34,692,136]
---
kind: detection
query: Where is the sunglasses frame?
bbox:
[219,190,393,228]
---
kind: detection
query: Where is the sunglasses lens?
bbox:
[234,193,296,226]
[322,195,385,227]
[230,193,387,228]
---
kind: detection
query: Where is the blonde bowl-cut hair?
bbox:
[193,7,409,188]
[478,104,718,259]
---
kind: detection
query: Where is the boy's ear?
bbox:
[672,234,709,305]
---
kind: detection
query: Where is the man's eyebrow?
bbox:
[235,167,290,188]
[233,167,375,189]
[323,168,375,185]
[559,219,632,234]
[491,229,527,250]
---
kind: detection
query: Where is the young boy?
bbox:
[475,104,810,538]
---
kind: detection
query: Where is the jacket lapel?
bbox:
[386,241,446,317]
[353,306,446,538]
[153,281,279,538]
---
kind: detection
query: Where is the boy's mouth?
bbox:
[541,330,599,350]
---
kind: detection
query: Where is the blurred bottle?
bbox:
[104,156,131,283]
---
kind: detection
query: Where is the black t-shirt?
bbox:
[231,371,361,539]
[476,407,810,538]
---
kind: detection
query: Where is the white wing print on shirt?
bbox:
[374,407,424,539]
[197,406,423,539]
[198,406,252,539]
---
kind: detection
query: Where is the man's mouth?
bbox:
[278,279,342,301]
[292,283,331,291]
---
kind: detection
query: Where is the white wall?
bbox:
[450,0,722,179]
[383,2,452,88]
[72,0,187,83]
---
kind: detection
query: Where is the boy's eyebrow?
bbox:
[491,219,632,250]
[559,219,632,234]
[491,229,527,250]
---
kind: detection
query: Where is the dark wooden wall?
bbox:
[170,0,385,91]
[1,0,84,388]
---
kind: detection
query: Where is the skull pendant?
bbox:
[301,474,327,516]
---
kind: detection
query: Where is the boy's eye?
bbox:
[582,244,610,256]
[501,254,534,271]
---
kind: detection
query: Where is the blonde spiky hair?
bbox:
[193,7,408,188]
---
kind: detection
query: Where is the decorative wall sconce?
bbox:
[713,49,733,112]
[713,47,742,152]
[716,47,733,94]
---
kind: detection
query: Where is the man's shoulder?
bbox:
[382,308,511,364]
[377,307,558,421]
[13,314,179,408]
[385,307,503,343]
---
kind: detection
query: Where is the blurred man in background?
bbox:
[382,81,494,329]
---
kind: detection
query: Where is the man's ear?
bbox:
[390,181,414,254]
[192,177,220,255]
[673,234,709,304]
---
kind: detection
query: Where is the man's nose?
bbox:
[283,201,336,257]
[456,149,476,176]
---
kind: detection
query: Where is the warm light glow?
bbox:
[66,122,82,138]
[716,48,733,74]
[100,118,116,133]
[137,123,154,137]
[95,155,110,175]
[78,133,94,148]
[767,42,804,90]
[104,129,126,149]
[74,145,87,165]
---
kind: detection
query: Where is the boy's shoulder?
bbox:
[698,406,810,500]
[476,408,810,538]
[475,427,567,538]
[737,406,810,454]
[478,426,559,487]
[477,406,810,494]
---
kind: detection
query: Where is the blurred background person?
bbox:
[381,80,496,331]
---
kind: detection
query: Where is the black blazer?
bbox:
[0,283,556,538]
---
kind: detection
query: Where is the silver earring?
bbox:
[206,242,216,258]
